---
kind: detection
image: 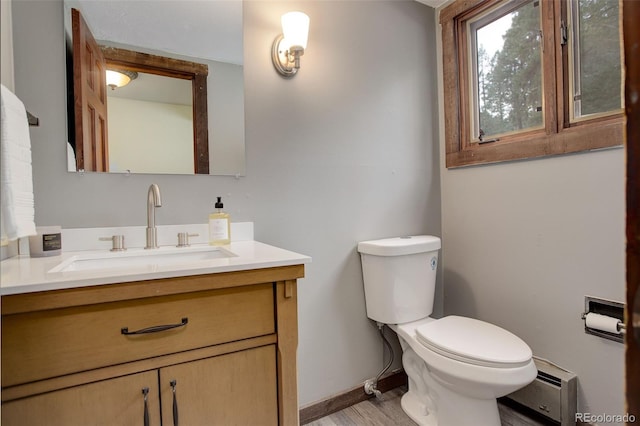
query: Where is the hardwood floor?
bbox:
[304,387,555,426]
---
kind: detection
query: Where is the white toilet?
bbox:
[358,235,537,426]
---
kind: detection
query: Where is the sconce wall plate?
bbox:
[272,34,298,78]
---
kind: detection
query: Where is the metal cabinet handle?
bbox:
[121,318,188,335]
[170,380,179,426]
[142,387,150,426]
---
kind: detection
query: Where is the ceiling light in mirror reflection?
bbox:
[106,69,138,90]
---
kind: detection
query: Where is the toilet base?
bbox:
[401,385,501,426]
[400,391,437,426]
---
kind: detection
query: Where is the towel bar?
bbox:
[26,111,39,126]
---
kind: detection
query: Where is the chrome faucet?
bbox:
[145,184,162,249]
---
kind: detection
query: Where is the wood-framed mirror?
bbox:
[64,1,246,176]
[70,8,209,174]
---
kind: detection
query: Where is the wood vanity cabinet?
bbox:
[0,265,304,426]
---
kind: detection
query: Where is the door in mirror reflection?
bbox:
[71,8,109,172]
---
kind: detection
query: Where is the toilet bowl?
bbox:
[358,236,537,426]
[391,317,536,426]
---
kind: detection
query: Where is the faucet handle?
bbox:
[99,235,126,252]
[177,232,199,247]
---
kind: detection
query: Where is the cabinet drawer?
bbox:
[2,283,275,387]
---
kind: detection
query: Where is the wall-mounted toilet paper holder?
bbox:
[581,296,625,343]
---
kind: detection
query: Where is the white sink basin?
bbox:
[49,246,235,273]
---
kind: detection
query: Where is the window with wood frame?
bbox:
[440,0,624,168]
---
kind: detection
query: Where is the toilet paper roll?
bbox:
[585,312,621,334]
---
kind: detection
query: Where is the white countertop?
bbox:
[0,241,311,296]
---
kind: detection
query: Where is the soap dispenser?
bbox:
[209,196,231,245]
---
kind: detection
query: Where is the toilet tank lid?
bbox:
[357,235,441,256]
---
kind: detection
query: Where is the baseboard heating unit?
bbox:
[503,357,577,426]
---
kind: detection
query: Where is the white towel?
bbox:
[1,84,36,241]
[67,142,76,172]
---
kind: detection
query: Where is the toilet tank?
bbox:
[358,236,441,324]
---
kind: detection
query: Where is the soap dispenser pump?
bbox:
[209,196,231,245]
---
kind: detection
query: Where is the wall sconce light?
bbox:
[106,69,138,90]
[271,11,310,78]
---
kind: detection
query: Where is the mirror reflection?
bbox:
[63,0,245,176]
[108,72,195,174]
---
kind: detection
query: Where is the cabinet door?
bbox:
[1,370,160,426]
[160,345,278,426]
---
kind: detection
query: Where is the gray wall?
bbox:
[11,0,440,406]
[439,151,625,421]
[1,0,14,90]
[435,14,626,421]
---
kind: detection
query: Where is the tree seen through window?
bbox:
[475,0,542,140]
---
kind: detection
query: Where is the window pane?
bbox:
[572,0,622,118]
[472,0,543,140]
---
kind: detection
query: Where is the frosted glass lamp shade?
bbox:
[106,70,130,88]
[105,70,138,89]
[281,12,309,50]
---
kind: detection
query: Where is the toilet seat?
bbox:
[415,316,532,368]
